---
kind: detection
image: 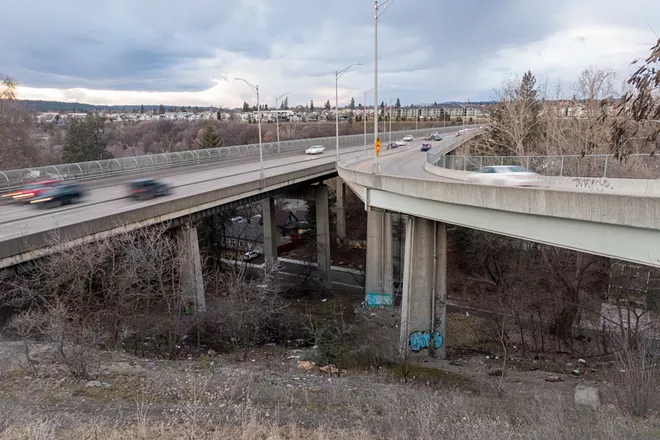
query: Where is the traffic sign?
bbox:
[375,137,381,156]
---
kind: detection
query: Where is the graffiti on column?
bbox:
[409,330,444,352]
[365,292,393,307]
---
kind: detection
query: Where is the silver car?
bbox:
[467,166,539,187]
[305,145,325,155]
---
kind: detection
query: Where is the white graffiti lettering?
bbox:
[572,177,614,192]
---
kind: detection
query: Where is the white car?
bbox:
[243,251,259,261]
[467,166,539,187]
[305,145,325,155]
[403,135,414,141]
[395,140,406,147]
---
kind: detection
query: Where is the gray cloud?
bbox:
[2,0,657,104]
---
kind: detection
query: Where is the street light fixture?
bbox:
[335,63,361,159]
[275,92,289,154]
[235,77,264,181]
[364,88,375,155]
[373,0,396,173]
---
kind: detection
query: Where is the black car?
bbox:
[127,178,170,200]
[29,182,86,208]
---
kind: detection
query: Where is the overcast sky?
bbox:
[3,0,659,108]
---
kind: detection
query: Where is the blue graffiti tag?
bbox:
[409,331,444,352]
[365,293,393,307]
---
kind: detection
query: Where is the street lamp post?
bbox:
[364,88,375,155]
[373,0,395,173]
[335,63,361,159]
[235,77,264,180]
[275,93,289,154]
[388,98,392,144]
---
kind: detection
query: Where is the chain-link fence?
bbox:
[429,153,660,179]
[0,127,444,193]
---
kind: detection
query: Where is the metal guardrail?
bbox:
[431,153,660,179]
[0,127,446,193]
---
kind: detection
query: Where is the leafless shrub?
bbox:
[201,263,290,354]
[613,329,658,417]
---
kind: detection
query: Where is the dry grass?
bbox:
[1,359,659,440]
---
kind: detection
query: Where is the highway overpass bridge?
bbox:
[4,123,657,360]
[338,144,660,358]
[0,126,464,311]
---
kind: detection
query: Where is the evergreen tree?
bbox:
[349,97,356,110]
[216,110,222,120]
[242,101,250,112]
[196,121,223,149]
[62,114,112,162]
[325,100,331,110]
[310,100,315,111]
[180,106,186,112]
[395,98,401,108]
[158,104,165,114]
[283,97,289,109]
[139,104,145,114]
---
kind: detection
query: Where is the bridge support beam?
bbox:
[336,177,346,241]
[400,217,446,359]
[315,183,332,288]
[176,224,206,313]
[262,196,278,268]
[365,210,393,307]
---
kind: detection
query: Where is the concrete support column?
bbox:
[176,224,206,313]
[336,177,346,241]
[365,210,393,307]
[262,197,278,268]
[399,217,447,359]
[315,184,332,288]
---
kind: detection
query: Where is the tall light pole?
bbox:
[373,0,395,173]
[275,92,289,154]
[235,77,264,180]
[364,88,375,154]
[335,63,361,159]
[388,98,392,144]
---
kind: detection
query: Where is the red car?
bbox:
[421,143,432,152]
[2,180,62,202]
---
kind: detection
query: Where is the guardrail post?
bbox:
[603,156,609,178]
[480,157,483,169]
[526,157,530,170]
[560,156,564,176]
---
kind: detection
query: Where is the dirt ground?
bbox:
[1,327,658,439]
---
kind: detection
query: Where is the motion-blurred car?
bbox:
[395,140,406,147]
[433,134,443,141]
[421,143,432,152]
[2,179,61,203]
[467,166,539,187]
[243,251,259,261]
[305,145,325,155]
[127,178,170,200]
[403,135,414,141]
[29,182,86,208]
[423,134,433,140]
[389,142,399,149]
[456,130,464,136]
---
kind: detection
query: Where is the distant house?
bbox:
[268,210,306,237]
[220,222,263,257]
[221,209,308,256]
